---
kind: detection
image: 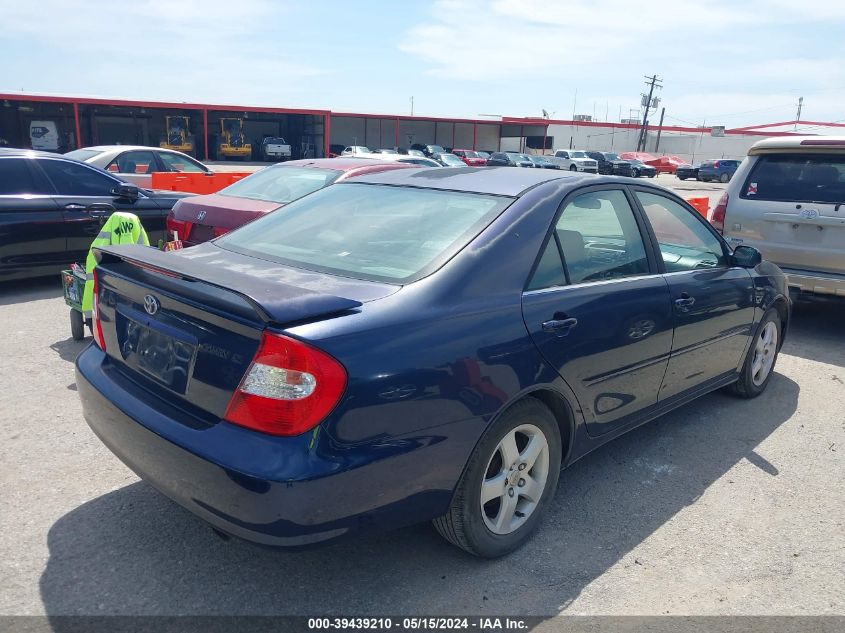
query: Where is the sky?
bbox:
[2,0,844,128]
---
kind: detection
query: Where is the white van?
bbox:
[30,121,59,151]
[717,136,845,300]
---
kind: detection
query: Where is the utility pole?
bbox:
[794,97,803,130]
[637,74,662,151]
[410,96,414,116]
[654,107,666,153]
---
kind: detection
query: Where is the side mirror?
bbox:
[111,183,140,200]
[732,245,762,268]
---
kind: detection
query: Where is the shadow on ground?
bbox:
[40,373,799,618]
[0,276,63,306]
[49,337,89,364]
[781,301,845,368]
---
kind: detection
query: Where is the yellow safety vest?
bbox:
[81,212,150,316]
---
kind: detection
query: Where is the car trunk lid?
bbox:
[92,244,365,422]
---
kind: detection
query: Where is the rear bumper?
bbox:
[75,346,458,546]
[779,267,845,299]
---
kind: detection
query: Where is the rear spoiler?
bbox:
[94,245,362,325]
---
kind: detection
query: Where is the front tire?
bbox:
[632,168,640,178]
[729,308,781,398]
[569,164,578,171]
[720,172,730,183]
[433,398,561,557]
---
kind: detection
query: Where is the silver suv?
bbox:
[716,136,845,300]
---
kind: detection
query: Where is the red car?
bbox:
[166,158,413,246]
[619,152,686,174]
[451,149,487,166]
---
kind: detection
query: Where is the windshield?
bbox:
[462,151,479,158]
[514,154,532,162]
[216,183,512,283]
[217,166,339,203]
[605,153,619,161]
[428,146,446,153]
[569,151,587,158]
[440,154,465,165]
[264,137,286,144]
[64,149,103,162]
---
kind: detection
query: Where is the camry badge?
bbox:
[143,294,160,316]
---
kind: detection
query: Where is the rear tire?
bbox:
[632,168,640,178]
[433,398,561,558]
[70,309,85,341]
[720,172,730,183]
[728,309,781,398]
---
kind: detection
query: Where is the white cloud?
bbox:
[399,0,845,123]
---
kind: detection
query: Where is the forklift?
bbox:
[218,118,252,160]
[159,116,195,155]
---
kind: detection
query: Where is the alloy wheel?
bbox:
[751,322,778,386]
[480,424,550,535]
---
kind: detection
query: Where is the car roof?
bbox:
[279,158,415,178]
[0,147,58,158]
[345,165,591,196]
[749,135,845,155]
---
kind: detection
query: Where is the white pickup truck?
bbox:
[547,149,598,173]
[261,137,292,161]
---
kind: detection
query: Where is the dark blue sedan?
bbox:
[76,167,790,557]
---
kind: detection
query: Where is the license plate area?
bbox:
[120,316,196,394]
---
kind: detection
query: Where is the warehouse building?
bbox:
[1,93,841,163]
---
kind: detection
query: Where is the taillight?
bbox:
[224,333,347,436]
[710,192,729,233]
[165,213,193,242]
[92,270,107,351]
[212,226,230,238]
[713,160,720,169]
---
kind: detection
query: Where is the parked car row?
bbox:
[676,159,741,182]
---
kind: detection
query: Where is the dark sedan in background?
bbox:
[528,155,560,169]
[0,148,191,280]
[676,163,700,180]
[628,158,658,178]
[77,166,790,558]
[585,151,634,177]
[487,151,534,167]
[698,159,741,183]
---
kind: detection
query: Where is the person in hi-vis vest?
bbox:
[81,212,149,318]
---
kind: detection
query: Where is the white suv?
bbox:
[549,150,598,173]
[717,136,845,300]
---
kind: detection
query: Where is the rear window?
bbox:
[741,153,845,203]
[218,166,339,203]
[216,183,513,283]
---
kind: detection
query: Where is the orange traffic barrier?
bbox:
[686,196,709,218]
[151,172,252,194]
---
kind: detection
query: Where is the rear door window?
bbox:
[741,153,845,203]
[37,159,119,196]
[0,158,39,195]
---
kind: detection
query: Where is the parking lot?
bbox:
[0,172,842,618]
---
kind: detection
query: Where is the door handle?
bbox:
[63,203,86,210]
[542,317,578,334]
[674,293,696,308]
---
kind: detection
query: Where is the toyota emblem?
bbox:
[143,294,160,315]
[196,210,207,221]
